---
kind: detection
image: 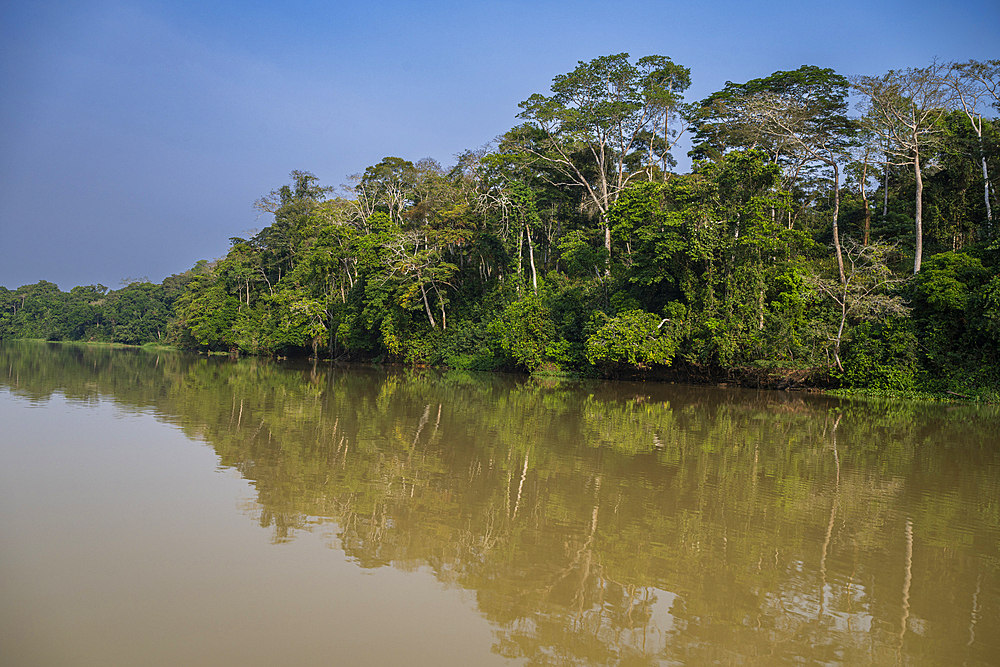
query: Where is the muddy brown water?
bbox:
[1,341,998,666]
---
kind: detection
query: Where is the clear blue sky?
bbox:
[2,0,997,290]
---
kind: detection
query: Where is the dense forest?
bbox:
[3,56,999,397]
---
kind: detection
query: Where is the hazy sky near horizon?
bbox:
[2,0,998,290]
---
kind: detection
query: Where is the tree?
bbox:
[922,110,998,250]
[688,65,850,160]
[383,229,458,330]
[585,308,680,368]
[509,53,690,262]
[637,55,692,177]
[845,121,881,247]
[470,153,545,292]
[4,281,65,340]
[950,59,1000,109]
[253,169,333,215]
[174,274,240,350]
[946,59,1000,229]
[252,170,334,281]
[103,282,171,344]
[852,63,952,273]
[690,67,857,283]
[807,240,908,372]
[348,157,419,225]
[909,251,999,390]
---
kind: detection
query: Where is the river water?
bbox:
[1,340,998,666]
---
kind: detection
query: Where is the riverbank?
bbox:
[10,337,996,403]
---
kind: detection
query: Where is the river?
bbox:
[1,340,998,666]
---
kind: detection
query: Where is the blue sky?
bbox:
[2,0,997,289]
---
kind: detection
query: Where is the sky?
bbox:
[1,0,998,290]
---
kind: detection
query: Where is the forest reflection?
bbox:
[3,340,999,666]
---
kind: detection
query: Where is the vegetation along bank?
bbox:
[3,56,999,399]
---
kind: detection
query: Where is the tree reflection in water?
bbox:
[3,340,999,666]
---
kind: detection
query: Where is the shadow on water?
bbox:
[3,339,999,666]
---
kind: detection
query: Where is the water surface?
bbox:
[1,341,998,666]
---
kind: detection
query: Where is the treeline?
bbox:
[3,56,1000,396]
[0,271,198,345]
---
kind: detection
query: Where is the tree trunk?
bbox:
[419,281,437,329]
[662,103,670,176]
[978,138,993,230]
[882,144,890,218]
[432,282,447,330]
[329,314,337,357]
[834,290,847,372]
[832,162,845,285]
[860,146,872,246]
[757,280,765,330]
[516,225,524,279]
[598,145,612,274]
[526,224,538,294]
[914,146,924,274]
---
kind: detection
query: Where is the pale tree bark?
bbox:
[513,55,688,270]
[852,64,950,274]
[419,282,436,329]
[914,145,924,272]
[832,161,844,284]
[526,224,538,294]
[807,240,909,372]
[734,92,850,284]
[858,141,874,246]
[946,61,997,231]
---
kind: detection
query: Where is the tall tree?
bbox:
[509,53,690,263]
[846,124,878,246]
[807,240,908,372]
[689,66,857,283]
[348,157,419,225]
[688,66,850,161]
[252,170,334,281]
[637,55,692,177]
[946,60,1000,229]
[852,63,951,273]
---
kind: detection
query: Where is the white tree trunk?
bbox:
[914,146,924,274]
[980,147,993,227]
[526,224,538,294]
[419,282,436,329]
[832,162,845,285]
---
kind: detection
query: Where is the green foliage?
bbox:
[688,65,854,162]
[488,292,557,371]
[840,317,920,391]
[557,229,606,278]
[174,276,240,350]
[912,251,986,312]
[908,251,1000,393]
[103,282,172,344]
[436,319,500,371]
[6,57,999,397]
[977,275,1000,338]
[585,308,681,367]
[1,277,183,346]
